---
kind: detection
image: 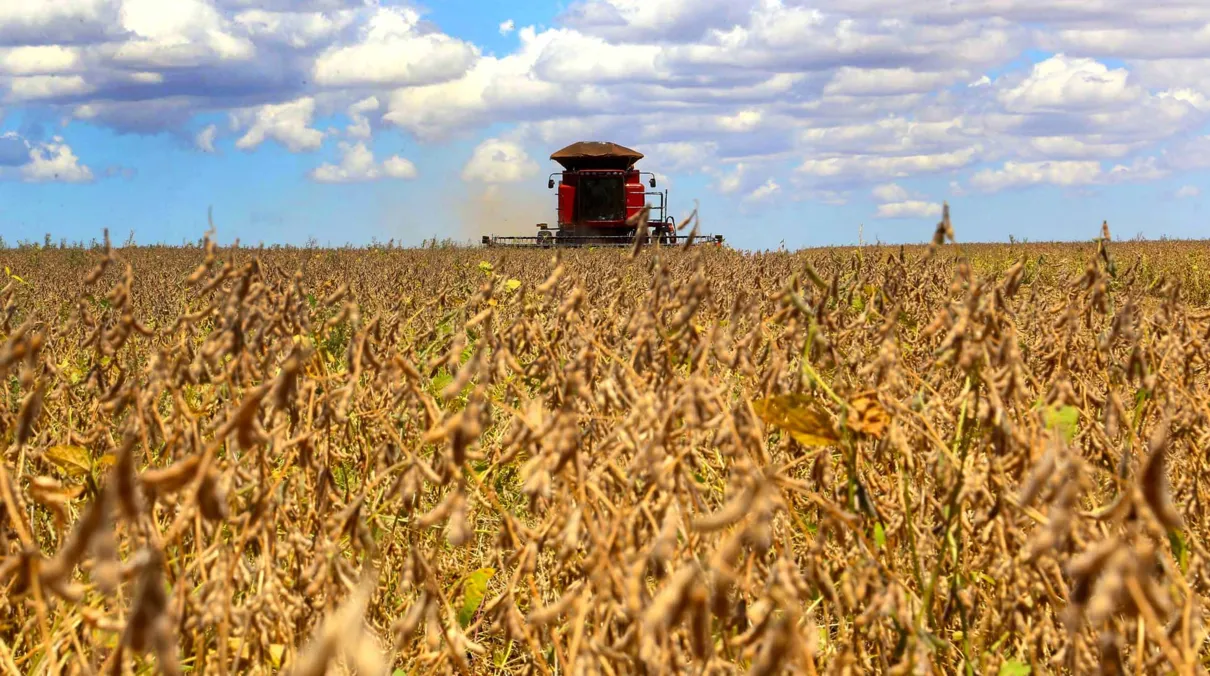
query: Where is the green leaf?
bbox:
[873,522,886,549]
[972,571,997,586]
[43,445,92,477]
[998,660,1031,676]
[430,370,454,395]
[1169,529,1190,575]
[457,567,495,628]
[478,261,494,274]
[504,278,522,293]
[1043,405,1079,443]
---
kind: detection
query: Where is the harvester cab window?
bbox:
[578,173,625,222]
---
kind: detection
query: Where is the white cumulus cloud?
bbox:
[745,177,780,202]
[717,163,746,194]
[0,0,123,46]
[969,157,1167,192]
[998,54,1143,112]
[717,109,762,132]
[313,6,478,87]
[798,149,981,182]
[461,138,539,183]
[875,200,942,219]
[234,8,358,49]
[310,141,417,182]
[870,182,940,219]
[233,97,326,152]
[345,95,379,139]
[21,137,94,183]
[114,0,256,68]
[7,75,95,101]
[824,67,968,97]
[871,183,910,203]
[0,46,81,75]
[970,160,1103,192]
[196,124,218,153]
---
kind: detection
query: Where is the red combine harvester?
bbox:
[481,141,724,248]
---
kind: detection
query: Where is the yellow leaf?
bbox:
[226,639,252,660]
[58,358,83,385]
[268,644,285,668]
[43,445,92,477]
[457,567,495,627]
[752,394,839,447]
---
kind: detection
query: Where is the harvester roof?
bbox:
[550,141,644,170]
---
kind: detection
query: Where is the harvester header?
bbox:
[481,141,724,248]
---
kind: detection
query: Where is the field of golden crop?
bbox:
[1,220,1209,675]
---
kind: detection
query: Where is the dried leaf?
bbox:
[43,445,92,477]
[848,391,889,439]
[140,455,202,494]
[752,394,839,446]
[28,477,84,505]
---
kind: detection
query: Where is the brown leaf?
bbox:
[28,476,85,506]
[140,455,202,494]
[15,383,44,446]
[1139,416,1182,530]
[848,391,889,439]
[197,467,228,522]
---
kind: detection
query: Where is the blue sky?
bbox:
[1,0,1208,251]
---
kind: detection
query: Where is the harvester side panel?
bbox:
[558,183,575,227]
[625,179,644,222]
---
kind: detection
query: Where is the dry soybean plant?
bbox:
[0,218,1208,675]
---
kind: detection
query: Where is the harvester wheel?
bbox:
[653,221,674,246]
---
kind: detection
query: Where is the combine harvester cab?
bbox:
[482,141,724,248]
